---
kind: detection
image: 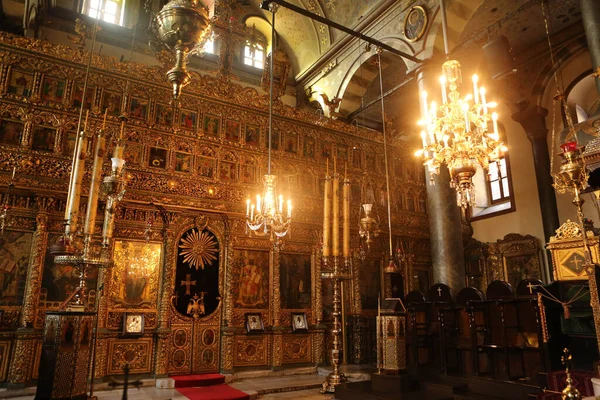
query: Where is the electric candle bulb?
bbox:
[439,75,447,103]
[250,204,255,220]
[472,75,479,104]
[480,87,487,114]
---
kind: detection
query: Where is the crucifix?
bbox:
[527,282,537,294]
[437,287,442,297]
[180,274,197,295]
[570,255,584,271]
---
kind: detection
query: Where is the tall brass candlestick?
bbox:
[323,160,331,257]
[64,111,90,237]
[332,158,340,256]
[342,164,350,258]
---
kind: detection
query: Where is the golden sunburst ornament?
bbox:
[179,229,218,270]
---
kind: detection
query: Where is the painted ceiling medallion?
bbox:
[179,229,218,270]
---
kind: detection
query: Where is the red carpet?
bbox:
[172,373,226,388]
[176,384,250,400]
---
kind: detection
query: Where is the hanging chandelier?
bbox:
[415,60,507,209]
[244,4,292,240]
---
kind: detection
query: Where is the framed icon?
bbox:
[123,313,144,335]
[129,97,148,120]
[31,126,57,152]
[155,103,173,126]
[245,313,264,333]
[7,70,34,98]
[71,82,95,109]
[403,5,427,42]
[203,114,221,138]
[291,312,308,332]
[149,147,168,169]
[283,132,298,153]
[41,76,66,103]
[180,109,197,130]
[245,124,260,147]
[225,119,241,142]
[303,137,316,158]
[175,151,192,173]
[197,156,215,178]
[102,91,122,117]
[0,119,23,146]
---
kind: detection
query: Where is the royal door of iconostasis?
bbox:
[167,217,225,375]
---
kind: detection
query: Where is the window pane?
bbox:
[88,8,99,18]
[491,181,501,200]
[244,46,251,57]
[499,158,507,177]
[254,61,263,69]
[255,49,263,60]
[244,57,253,66]
[103,12,116,23]
[89,0,100,9]
[105,1,117,14]
[488,162,498,181]
[502,178,510,196]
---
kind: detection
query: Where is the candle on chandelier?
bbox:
[250,204,255,220]
[480,87,487,114]
[492,112,499,140]
[472,75,479,104]
[420,130,428,147]
[439,76,447,104]
[246,199,250,217]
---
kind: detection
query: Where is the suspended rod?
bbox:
[260,0,421,64]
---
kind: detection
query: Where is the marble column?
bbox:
[416,65,466,292]
[511,105,559,244]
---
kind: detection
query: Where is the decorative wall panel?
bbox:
[234,335,269,367]
[282,334,312,364]
[107,338,153,375]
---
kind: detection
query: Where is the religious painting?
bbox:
[197,156,215,178]
[303,137,316,158]
[71,82,94,109]
[180,109,197,131]
[245,124,260,147]
[203,114,221,138]
[129,97,148,120]
[149,147,167,169]
[352,148,362,169]
[266,130,280,151]
[7,70,33,98]
[320,141,333,161]
[233,249,269,309]
[359,259,381,310]
[123,313,144,335]
[112,241,162,308]
[124,142,143,166]
[219,161,237,182]
[284,132,298,153]
[0,231,33,307]
[41,76,66,103]
[0,119,23,146]
[279,253,311,310]
[503,250,542,290]
[155,103,173,126]
[225,119,241,142]
[102,91,122,117]
[175,152,192,173]
[240,164,256,184]
[291,313,308,332]
[366,153,377,172]
[31,126,56,152]
[174,228,220,318]
[336,145,348,162]
[41,234,98,302]
[245,313,264,333]
[403,5,427,42]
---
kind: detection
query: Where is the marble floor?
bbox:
[0,371,362,399]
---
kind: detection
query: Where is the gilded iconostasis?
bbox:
[0,31,430,384]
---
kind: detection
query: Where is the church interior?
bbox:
[0,0,599,398]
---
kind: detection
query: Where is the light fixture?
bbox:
[358,202,380,250]
[245,4,291,240]
[414,0,506,209]
[415,62,506,209]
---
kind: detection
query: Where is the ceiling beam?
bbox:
[260,0,422,64]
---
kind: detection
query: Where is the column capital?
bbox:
[511,104,549,141]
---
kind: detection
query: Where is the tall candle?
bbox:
[323,173,331,257]
[342,164,350,258]
[332,167,340,257]
[11,167,15,180]
[84,131,107,235]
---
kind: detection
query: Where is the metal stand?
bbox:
[321,255,350,393]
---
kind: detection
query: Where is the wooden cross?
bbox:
[437,287,442,297]
[180,274,196,295]
[527,282,536,294]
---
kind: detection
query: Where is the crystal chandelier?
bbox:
[245,4,291,240]
[415,60,507,209]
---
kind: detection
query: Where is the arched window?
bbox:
[244,42,264,69]
[487,156,511,203]
[85,0,124,25]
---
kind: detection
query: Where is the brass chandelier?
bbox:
[245,4,292,240]
[415,60,507,209]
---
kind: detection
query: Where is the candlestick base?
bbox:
[321,370,347,393]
